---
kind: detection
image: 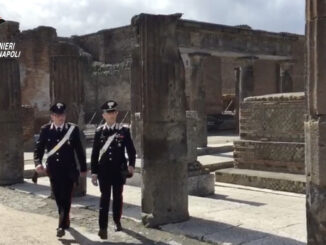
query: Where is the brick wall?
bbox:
[234,92,305,174]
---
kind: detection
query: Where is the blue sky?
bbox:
[0,0,305,37]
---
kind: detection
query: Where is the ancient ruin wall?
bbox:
[85,60,132,123]
[18,27,57,129]
[234,92,305,174]
[72,25,136,63]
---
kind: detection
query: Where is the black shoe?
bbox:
[32,172,38,184]
[98,229,108,239]
[56,228,65,237]
[115,222,123,232]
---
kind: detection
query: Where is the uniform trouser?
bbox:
[50,177,74,229]
[98,178,124,229]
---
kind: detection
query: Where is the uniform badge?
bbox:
[108,101,114,109]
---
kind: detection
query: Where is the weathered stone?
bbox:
[278,60,294,93]
[22,105,35,151]
[240,92,305,142]
[186,111,198,165]
[234,66,241,133]
[234,140,305,174]
[130,44,142,156]
[0,21,19,41]
[187,53,209,147]
[132,13,189,227]
[305,117,326,187]
[202,56,223,114]
[235,92,305,174]
[306,1,326,243]
[306,18,326,115]
[238,56,257,102]
[253,60,278,95]
[0,58,23,185]
[306,183,326,244]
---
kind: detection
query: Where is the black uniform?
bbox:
[91,123,136,230]
[34,122,87,229]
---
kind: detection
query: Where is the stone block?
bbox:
[305,118,326,187]
[188,173,215,196]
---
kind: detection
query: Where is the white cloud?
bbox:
[0,0,305,37]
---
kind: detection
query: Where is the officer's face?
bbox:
[51,113,66,126]
[103,111,118,124]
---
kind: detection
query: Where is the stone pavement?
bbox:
[1,175,307,245]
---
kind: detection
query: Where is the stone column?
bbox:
[50,42,89,197]
[306,1,326,244]
[278,60,294,93]
[186,111,198,168]
[186,110,214,196]
[132,13,189,227]
[0,58,24,185]
[187,53,210,148]
[234,67,241,133]
[131,41,143,158]
[237,56,257,102]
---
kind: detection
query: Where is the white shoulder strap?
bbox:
[47,125,76,158]
[99,132,117,161]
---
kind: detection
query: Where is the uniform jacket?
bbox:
[91,123,136,184]
[34,122,87,180]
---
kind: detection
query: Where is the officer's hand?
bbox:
[35,164,45,174]
[80,171,87,178]
[128,166,135,175]
[91,174,98,186]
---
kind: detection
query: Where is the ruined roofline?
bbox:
[20,25,57,34]
[178,19,304,41]
[74,24,132,38]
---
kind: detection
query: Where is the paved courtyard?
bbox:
[0,175,306,245]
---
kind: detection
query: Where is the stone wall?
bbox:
[18,26,57,130]
[234,92,305,174]
[21,105,35,150]
[85,60,132,123]
[72,26,136,63]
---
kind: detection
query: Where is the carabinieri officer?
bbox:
[34,102,87,237]
[91,100,136,240]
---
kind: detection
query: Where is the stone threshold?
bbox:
[215,168,306,194]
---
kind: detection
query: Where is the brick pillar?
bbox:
[132,13,189,227]
[0,58,23,185]
[305,0,326,244]
[50,42,89,197]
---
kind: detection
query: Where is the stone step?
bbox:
[215,168,306,194]
[197,143,233,156]
[198,152,234,172]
